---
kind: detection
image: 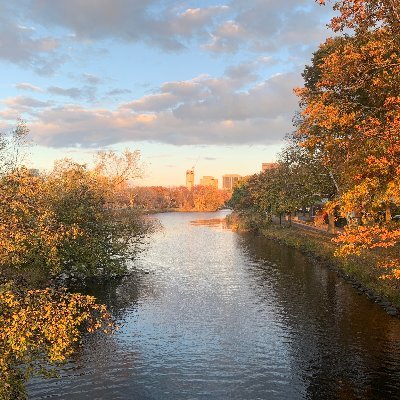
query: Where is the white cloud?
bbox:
[0,1,335,153]
[16,70,300,148]
[106,88,132,96]
[124,93,179,112]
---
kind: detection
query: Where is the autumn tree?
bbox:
[47,155,151,278]
[229,148,334,230]
[130,185,229,212]
[0,168,80,280]
[192,185,227,212]
[294,0,400,276]
[0,286,113,399]
[94,149,143,185]
[0,124,156,396]
[0,158,150,280]
[0,124,129,398]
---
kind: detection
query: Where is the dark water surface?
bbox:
[27,211,400,399]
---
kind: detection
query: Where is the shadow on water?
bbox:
[27,211,400,399]
[238,233,400,399]
[71,271,148,320]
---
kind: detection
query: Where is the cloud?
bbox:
[0,109,24,122]
[47,85,97,101]
[204,21,246,53]
[26,0,228,51]
[205,0,332,55]
[122,77,213,112]
[30,104,293,148]
[82,73,102,85]
[3,96,50,109]
[15,83,44,92]
[124,93,179,112]
[172,73,299,122]
[0,1,333,149]
[26,70,300,148]
[0,8,61,74]
[0,0,333,77]
[106,88,132,96]
[0,1,230,75]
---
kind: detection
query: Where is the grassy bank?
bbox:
[227,213,400,314]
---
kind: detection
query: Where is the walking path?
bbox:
[272,216,344,236]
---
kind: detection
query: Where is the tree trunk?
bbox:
[279,213,282,225]
[385,203,392,222]
[327,212,336,234]
[288,212,292,227]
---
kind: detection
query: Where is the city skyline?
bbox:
[183,162,273,189]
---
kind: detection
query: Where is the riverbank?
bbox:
[145,207,231,214]
[227,213,400,316]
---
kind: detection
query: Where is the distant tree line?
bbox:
[131,185,231,212]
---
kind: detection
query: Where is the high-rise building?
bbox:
[222,174,241,190]
[186,169,194,190]
[200,176,218,188]
[262,163,278,172]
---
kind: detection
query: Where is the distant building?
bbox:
[200,176,218,188]
[262,163,278,172]
[186,169,194,190]
[222,174,241,190]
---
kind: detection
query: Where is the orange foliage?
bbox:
[294,0,400,278]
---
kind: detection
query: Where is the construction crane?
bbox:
[192,156,200,172]
[186,157,199,190]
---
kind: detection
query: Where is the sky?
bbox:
[0,0,334,187]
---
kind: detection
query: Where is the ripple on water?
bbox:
[27,211,400,399]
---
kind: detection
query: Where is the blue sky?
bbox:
[0,0,334,186]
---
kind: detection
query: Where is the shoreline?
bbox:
[227,213,400,317]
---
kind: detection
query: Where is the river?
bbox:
[27,211,400,399]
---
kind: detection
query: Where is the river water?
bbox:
[27,211,400,399]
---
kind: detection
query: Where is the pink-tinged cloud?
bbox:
[20,71,299,148]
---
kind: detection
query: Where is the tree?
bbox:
[0,120,29,176]
[47,158,150,278]
[0,168,79,279]
[318,0,400,34]
[0,123,145,396]
[0,287,113,399]
[192,185,227,212]
[293,0,400,276]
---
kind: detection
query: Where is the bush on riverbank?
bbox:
[0,122,151,397]
[0,155,152,284]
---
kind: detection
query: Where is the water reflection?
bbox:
[238,233,400,399]
[27,211,400,399]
